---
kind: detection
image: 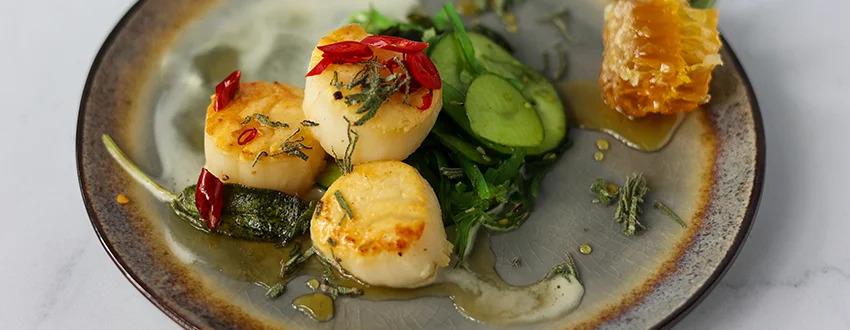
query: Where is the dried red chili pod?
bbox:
[361,35,428,53]
[237,128,258,145]
[215,70,241,111]
[404,52,441,90]
[318,40,373,58]
[195,168,224,231]
[306,57,334,77]
[417,89,434,111]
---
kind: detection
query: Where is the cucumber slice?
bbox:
[431,33,567,154]
[465,74,543,147]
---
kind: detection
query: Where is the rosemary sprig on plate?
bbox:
[614,173,649,236]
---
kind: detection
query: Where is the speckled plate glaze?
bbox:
[77,0,764,329]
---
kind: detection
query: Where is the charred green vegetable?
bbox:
[102,134,312,244]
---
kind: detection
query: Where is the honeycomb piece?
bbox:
[599,0,722,117]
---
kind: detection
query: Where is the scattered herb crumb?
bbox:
[590,179,619,205]
[615,173,649,236]
[115,193,130,205]
[265,282,286,299]
[301,120,320,127]
[244,113,289,128]
[334,190,354,220]
[654,201,686,228]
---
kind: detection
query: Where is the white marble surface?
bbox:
[0,0,847,329]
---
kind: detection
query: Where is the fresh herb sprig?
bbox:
[341,57,411,126]
[615,173,649,236]
[252,129,314,166]
[333,117,359,175]
[243,113,289,128]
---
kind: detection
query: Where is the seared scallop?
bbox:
[204,81,326,196]
[302,24,442,164]
[311,161,452,288]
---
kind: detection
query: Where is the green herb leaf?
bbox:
[342,58,411,126]
[614,173,649,236]
[590,179,619,205]
[334,190,354,220]
[281,244,315,278]
[333,117,359,175]
[280,128,312,161]
[171,184,312,243]
[653,200,686,228]
[265,282,287,299]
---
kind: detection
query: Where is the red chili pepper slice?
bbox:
[306,57,334,77]
[237,128,258,145]
[215,70,241,111]
[417,89,433,111]
[323,52,371,63]
[318,41,373,58]
[361,35,429,53]
[404,52,441,90]
[195,168,224,231]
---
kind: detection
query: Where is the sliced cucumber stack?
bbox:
[430,31,567,154]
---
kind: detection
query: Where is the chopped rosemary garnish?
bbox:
[439,167,465,179]
[301,120,320,127]
[280,128,312,161]
[330,71,343,90]
[654,200,686,228]
[308,276,363,298]
[590,179,619,205]
[343,57,411,126]
[243,113,289,128]
[334,190,354,220]
[333,117,359,174]
[265,282,286,299]
[280,244,315,278]
[614,173,649,236]
[252,129,313,166]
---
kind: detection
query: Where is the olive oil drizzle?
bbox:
[561,81,688,152]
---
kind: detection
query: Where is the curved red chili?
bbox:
[195,168,224,231]
[215,70,241,111]
[237,128,258,145]
[306,57,334,77]
[417,89,433,111]
[318,41,373,58]
[405,52,441,90]
[361,35,428,53]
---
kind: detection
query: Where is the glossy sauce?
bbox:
[164,226,583,325]
[561,81,688,152]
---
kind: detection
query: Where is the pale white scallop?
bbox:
[311,161,452,288]
[302,24,442,164]
[204,81,326,196]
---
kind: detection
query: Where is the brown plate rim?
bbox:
[75,2,765,329]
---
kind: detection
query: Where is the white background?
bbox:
[1,0,848,329]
